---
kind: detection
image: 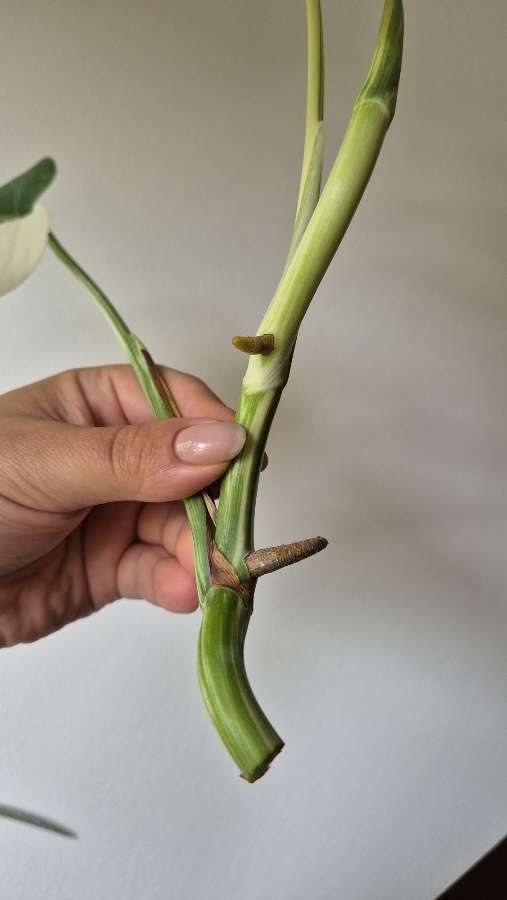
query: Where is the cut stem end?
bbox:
[240,742,284,783]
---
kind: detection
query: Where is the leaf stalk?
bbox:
[47,232,212,605]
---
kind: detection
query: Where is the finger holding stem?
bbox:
[47,231,213,605]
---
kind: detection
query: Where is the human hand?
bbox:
[0,365,246,646]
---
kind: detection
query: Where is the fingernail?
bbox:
[174,421,246,464]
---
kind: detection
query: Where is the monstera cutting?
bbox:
[0,0,403,831]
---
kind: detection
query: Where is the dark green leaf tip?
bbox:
[0,157,57,225]
[0,802,76,838]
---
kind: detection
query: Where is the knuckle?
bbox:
[52,370,93,424]
[177,369,209,396]
[190,375,208,392]
[108,425,158,489]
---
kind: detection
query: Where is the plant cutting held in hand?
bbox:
[0,0,403,826]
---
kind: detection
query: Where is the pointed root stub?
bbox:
[244,536,328,578]
[232,334,275,356]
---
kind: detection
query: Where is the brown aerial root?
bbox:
[244,536,328,578]
[232,334,275,356]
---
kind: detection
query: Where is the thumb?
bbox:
[9,417,246,510]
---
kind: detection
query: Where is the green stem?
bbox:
[206,0,403,781]
[215,1,327,566]
[198,588,283,782]
[48,233,130,345]
[214,387,282,572]
[47,232,211,604]
[202,1,326,782]
[297,0,324,217]
[47,0,403,786]
[244,0,403,396]
[0,803,76,838]
[284,1,325,273]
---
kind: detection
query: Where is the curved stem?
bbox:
[198,587,283,782]
[48,232,131,344]
[207,2,326,780]
[211,1,403,781]
[46,0,403,787]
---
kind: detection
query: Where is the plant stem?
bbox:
[0,803,76,838]
[198,1,327,782]
[214,387,282,572]
[215,0,327,566]
[202,0,403,781]
[47,0,403,785]
[244,0,403,397]
[47,232,212,604]
[198,587,283,782]
[297,0,325,218]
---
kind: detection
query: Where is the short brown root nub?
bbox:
[232,334,275,356]
[244,536,328,578]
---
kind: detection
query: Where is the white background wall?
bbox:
[1,1,506,897]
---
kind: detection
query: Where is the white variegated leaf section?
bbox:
[0,203,49,297]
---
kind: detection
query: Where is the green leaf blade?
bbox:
[0,158,57,224]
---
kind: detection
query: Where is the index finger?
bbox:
[75,363,236,427]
